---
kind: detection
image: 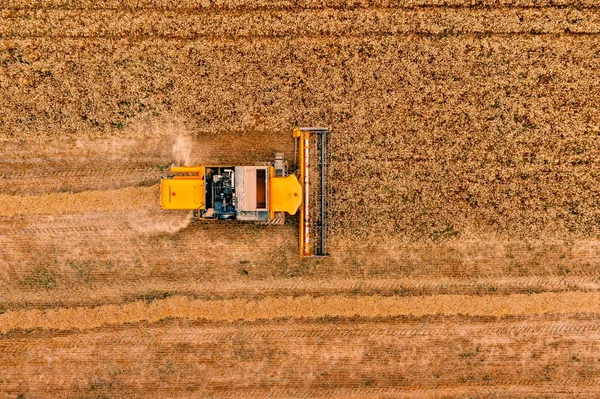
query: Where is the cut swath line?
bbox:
[1,292,599,333]
[2,275,600,310]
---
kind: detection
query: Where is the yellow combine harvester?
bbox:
[160,127,330,256]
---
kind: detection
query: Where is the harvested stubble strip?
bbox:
[0,185,157,216]
[1,292,599,333]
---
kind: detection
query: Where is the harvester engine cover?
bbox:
[161,162,302,222]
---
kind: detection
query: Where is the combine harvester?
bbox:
[160,127,330,257]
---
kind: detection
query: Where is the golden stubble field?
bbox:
[1,0,600,397]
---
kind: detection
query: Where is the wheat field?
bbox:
[1,1,600,397]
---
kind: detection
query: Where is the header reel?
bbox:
[293,127,331,257]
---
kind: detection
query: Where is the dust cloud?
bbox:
[128,210,193,234]
[172,136,193,166]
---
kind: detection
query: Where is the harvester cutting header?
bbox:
[160,127,330,257]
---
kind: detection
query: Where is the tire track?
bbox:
[0,167,160,196]
[0,211,136,234]
[1,292,599,333]
[0,185,157,216]
[0,135,173,195]
[0,166,155,179]
[8,315,600,341]
[125,385,600,398]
